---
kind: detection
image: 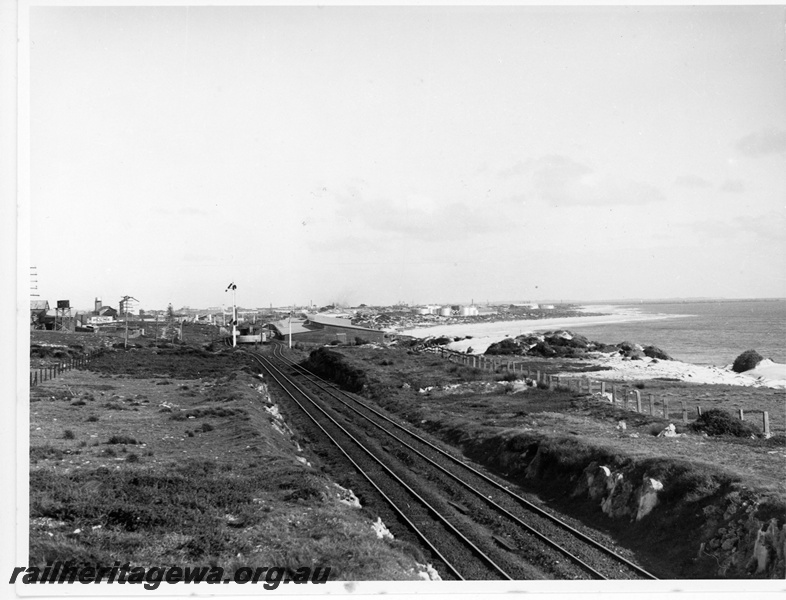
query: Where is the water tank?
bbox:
[439,307,452,317]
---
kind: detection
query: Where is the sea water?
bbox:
[571,299,785,367]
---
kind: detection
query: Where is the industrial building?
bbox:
[268,313,385,345]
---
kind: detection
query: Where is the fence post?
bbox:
[663,399,669,419]
[623,388,629,410]
[635,390,642,413]
[535,370,540,383]
[600,381,606,396]
[611,385,617,405]
[763,412,770,438]
[648,394,654,415]
[697,406,702,417]
[739,408,744,421]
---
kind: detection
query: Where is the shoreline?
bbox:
[397,309,786,390]
[398,307,688,353]
[561,355,786,390]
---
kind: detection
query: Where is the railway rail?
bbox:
[243,342,657,581]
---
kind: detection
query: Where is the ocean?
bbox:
[571,299,786,367]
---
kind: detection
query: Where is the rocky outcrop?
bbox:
[463,435,786,578]
[573,462,662,521]
[547,453,785,578]
[643,345,672,360]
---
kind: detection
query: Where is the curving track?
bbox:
[243,343,657,581]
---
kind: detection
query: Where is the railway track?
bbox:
[244,343,657,581]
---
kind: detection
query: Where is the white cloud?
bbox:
[736,128,786,157]
[498,155,665,207]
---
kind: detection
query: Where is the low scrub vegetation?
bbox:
[731,350,763,373]
[690,409,761,438]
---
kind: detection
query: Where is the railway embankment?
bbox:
[301,346,786,579]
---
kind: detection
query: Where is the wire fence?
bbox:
[30,350,102,388]
[418,345,775,438]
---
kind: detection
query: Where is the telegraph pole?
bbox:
[225,283,237,347]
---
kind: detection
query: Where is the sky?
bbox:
[24,4,786,311]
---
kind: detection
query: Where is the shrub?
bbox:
[201,423,214,433]
[30,445,63,461]
[126,453,140,463]
[731,350,764,373]
[690,408,760,437]
[62,430,75,440]
[107,435,138,445]
[70,399,86,406]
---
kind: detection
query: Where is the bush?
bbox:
[107,435,138,445]
[690,408,760,437]
[731,350,763,373]
[201,423,214,433]
[62,430,75,440]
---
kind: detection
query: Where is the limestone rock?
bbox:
[657,423,682,438]
[635,477,664,521]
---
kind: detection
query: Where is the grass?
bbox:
[29,342,428,581]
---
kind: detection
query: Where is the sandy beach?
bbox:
[399,308,786,390]
[398,306,688,354]
[562,355,786,390]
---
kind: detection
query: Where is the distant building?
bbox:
[268,313,385,345]
[30,300,50,329]
[98,306,119,318]
[119,298,136,316]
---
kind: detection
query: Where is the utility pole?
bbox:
[225,283,237,347]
